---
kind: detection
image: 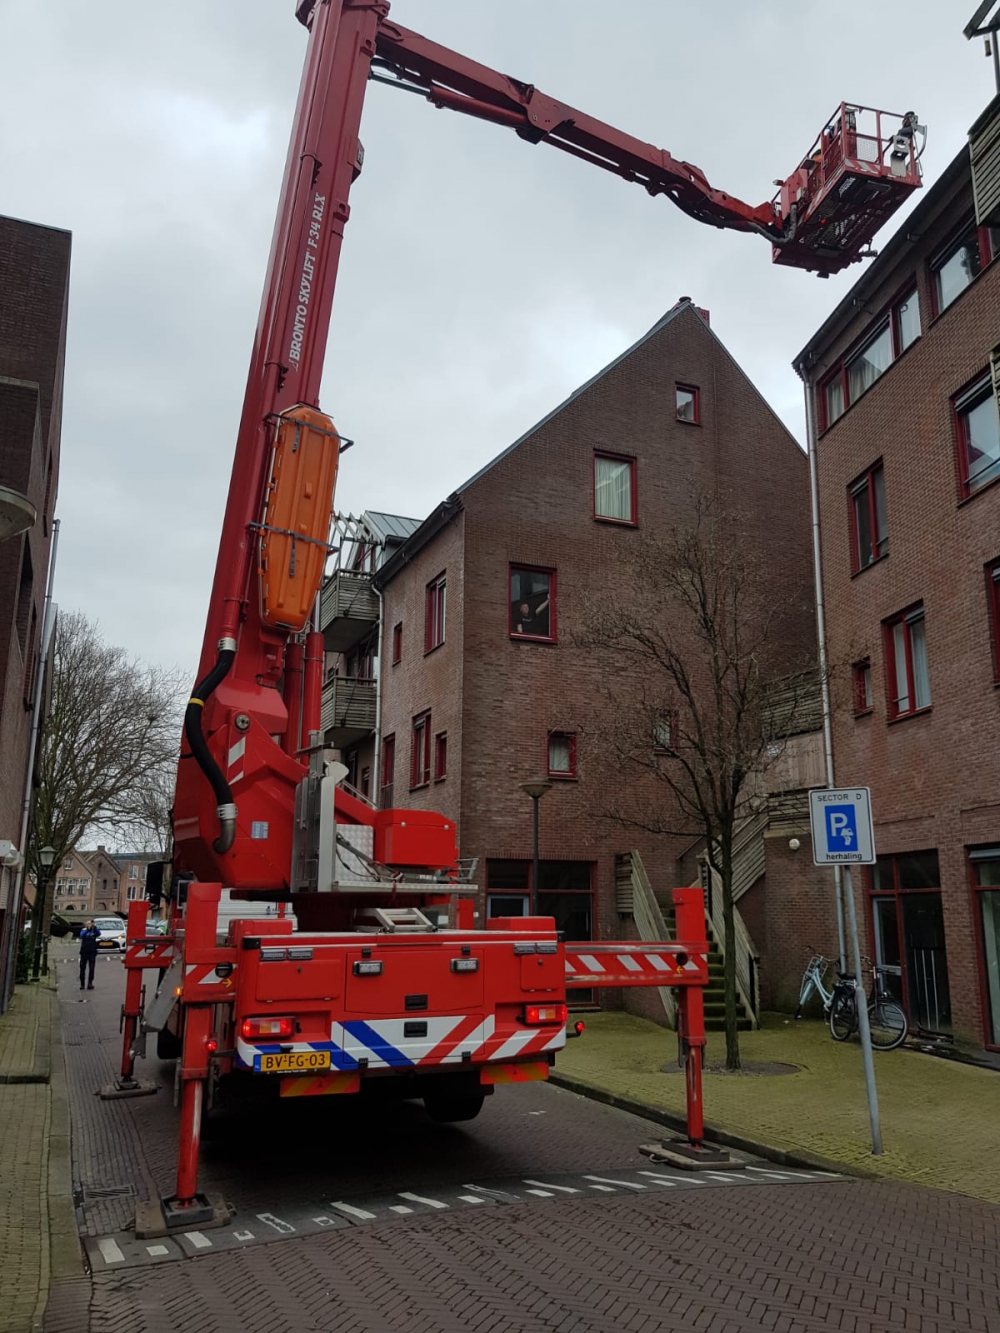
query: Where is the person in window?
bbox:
[78,920,101,991]
[515,595,550,637]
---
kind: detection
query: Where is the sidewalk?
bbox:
[555,1010,1000,1204]
[0,973,78,1333]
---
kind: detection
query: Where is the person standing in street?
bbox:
[78,920,100,991]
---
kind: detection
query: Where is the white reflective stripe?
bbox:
[542,1026,567,1050]
[228,739,246,768]
[583,1175,647,1191]
[97,1239,124,1265]
[489,1029,538,1062]
[645,954,671,972]
[333,1016,476,1068]
[398,1192,447,1209]
[439,1014,495,1062]
[331,1202,376,1221]
[575,954,605,972]
[683,959,702,971]
[616,954,643,972]
[229,771,244,786]
[184,1231,213,1249]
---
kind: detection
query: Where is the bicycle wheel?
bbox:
[829,990,856,1042]
[868,999,908,1051]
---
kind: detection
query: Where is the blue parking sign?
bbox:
[825,805,858,853]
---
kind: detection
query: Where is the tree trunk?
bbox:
[720,836,741,1072]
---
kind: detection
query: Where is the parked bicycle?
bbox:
[796,949,908,1051]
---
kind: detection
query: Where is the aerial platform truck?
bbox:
[113,0,924,1231]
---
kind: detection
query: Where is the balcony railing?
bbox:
[321,673,377,748]
[320,569,379,653]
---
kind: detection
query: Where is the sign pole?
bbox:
[842,865,883,1155]
[808,786,883,1156]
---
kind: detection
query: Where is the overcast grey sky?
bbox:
[2,1,994,680]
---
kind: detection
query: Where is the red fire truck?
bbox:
[113,1,923,1231]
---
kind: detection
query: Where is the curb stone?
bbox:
[548,1070,879,1180]
[0,984,53,1085]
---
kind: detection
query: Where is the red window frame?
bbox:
[547,731,577,779]
[847,461,888,573]
[929,223,997,319]
[425,573,446,653]
[381,733,395,809]
[593,451,637,526]
[391,621,402,665]
[509,565,557,644]
[987,561,1000,684]
[817,288,922,432]
[852,659,873,715]
[410,712,431,789]
[969,847,1000,1051]
[434,731,447,782]
[675,384,700,425]
[883,603,930,720]
[953,372,1000,501]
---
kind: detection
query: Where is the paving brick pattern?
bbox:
[0,986,44,1073]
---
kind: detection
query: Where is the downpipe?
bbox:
[184,637,238,854]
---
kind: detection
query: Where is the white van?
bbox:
[93,917,128,952]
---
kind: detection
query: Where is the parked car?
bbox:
[93,917,127,951]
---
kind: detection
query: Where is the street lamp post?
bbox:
[30,846,57,981]
[519,780,552,917]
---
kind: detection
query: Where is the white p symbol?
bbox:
[830,813,852,845]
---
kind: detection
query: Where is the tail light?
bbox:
[205,1038,218,1054]
[524,1002,568,1026]
[241,1016,294,1040]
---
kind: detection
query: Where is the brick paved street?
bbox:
[33,945,1000,1332]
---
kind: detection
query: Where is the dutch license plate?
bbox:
[255,1050,331,1074]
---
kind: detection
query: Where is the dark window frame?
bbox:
[883,603,931,721]
[380,733,395,809]
[853,659,873,715]
[953,371,1000,501]
[509,564,557,644]
[593,450,638,527]
[547,730,578,780]
[652,711,678,755]
[987,561,1000,684]
[929,222,997,320]
[968,846,1000,1051]
[847,460,888,573]
[434,730,447,782]
[425,573,446,653]
[391,621,402,665]
[675,383,700,425]
[410,711,431,789]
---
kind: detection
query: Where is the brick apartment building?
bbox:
[0,215,70,1000]
[322,300,831,1014]
[795,97,1000,1051]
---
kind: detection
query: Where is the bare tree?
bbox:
[577,494,815,1071]
[28,612,183,957]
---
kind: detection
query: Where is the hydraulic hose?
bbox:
[184,639,238,854]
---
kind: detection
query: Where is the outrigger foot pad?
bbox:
[135,1192,232,1238]
[639,1140,739,1171]
[99,1078,158,1100]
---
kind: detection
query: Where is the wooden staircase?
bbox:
[654,898,752,1032]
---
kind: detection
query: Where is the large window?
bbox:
[410,712,431,788]
[884,604,930,719]
[547,731,577,779]
[954,374,1000,499]
[931,225,997,315]
[849,462,888,571]
[870,851,951,1034]
[675,384,700,424]
[510,566,555,642]
[972,848,1000,1048]
[820,290,921,429]
[425,573,446,652]
[594,452,636,525]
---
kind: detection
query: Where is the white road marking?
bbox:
[524,1188,554,1198]
[639,1170,706,1185]
[389,1205,413,1215]
[233,1230,255,1242]
[398,1191,448,1209]
[312,1216,337,1227]
[145,1244,169,1257]
[97,1239,124,1265]
[583,1175,647,1191]
[256,1213,296,1234]
[586,1184,616,1192]
[457,1195,486,1204]
[331,1202,377,1221]
[702,1172,748,1183]
[634,1172,679,1187]
[523,1179,580,1194]
[745,1166,825,1180]
[184,1231,212,1249]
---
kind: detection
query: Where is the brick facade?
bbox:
[796,134,1000,1050]
[0,215,70,997]
[371,301,821,1002]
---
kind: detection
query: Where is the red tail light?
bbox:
[205,1038,218,1054]
[241,1016,294,1040]
[574,1020,586,1035]
[524,1002,568,1026]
